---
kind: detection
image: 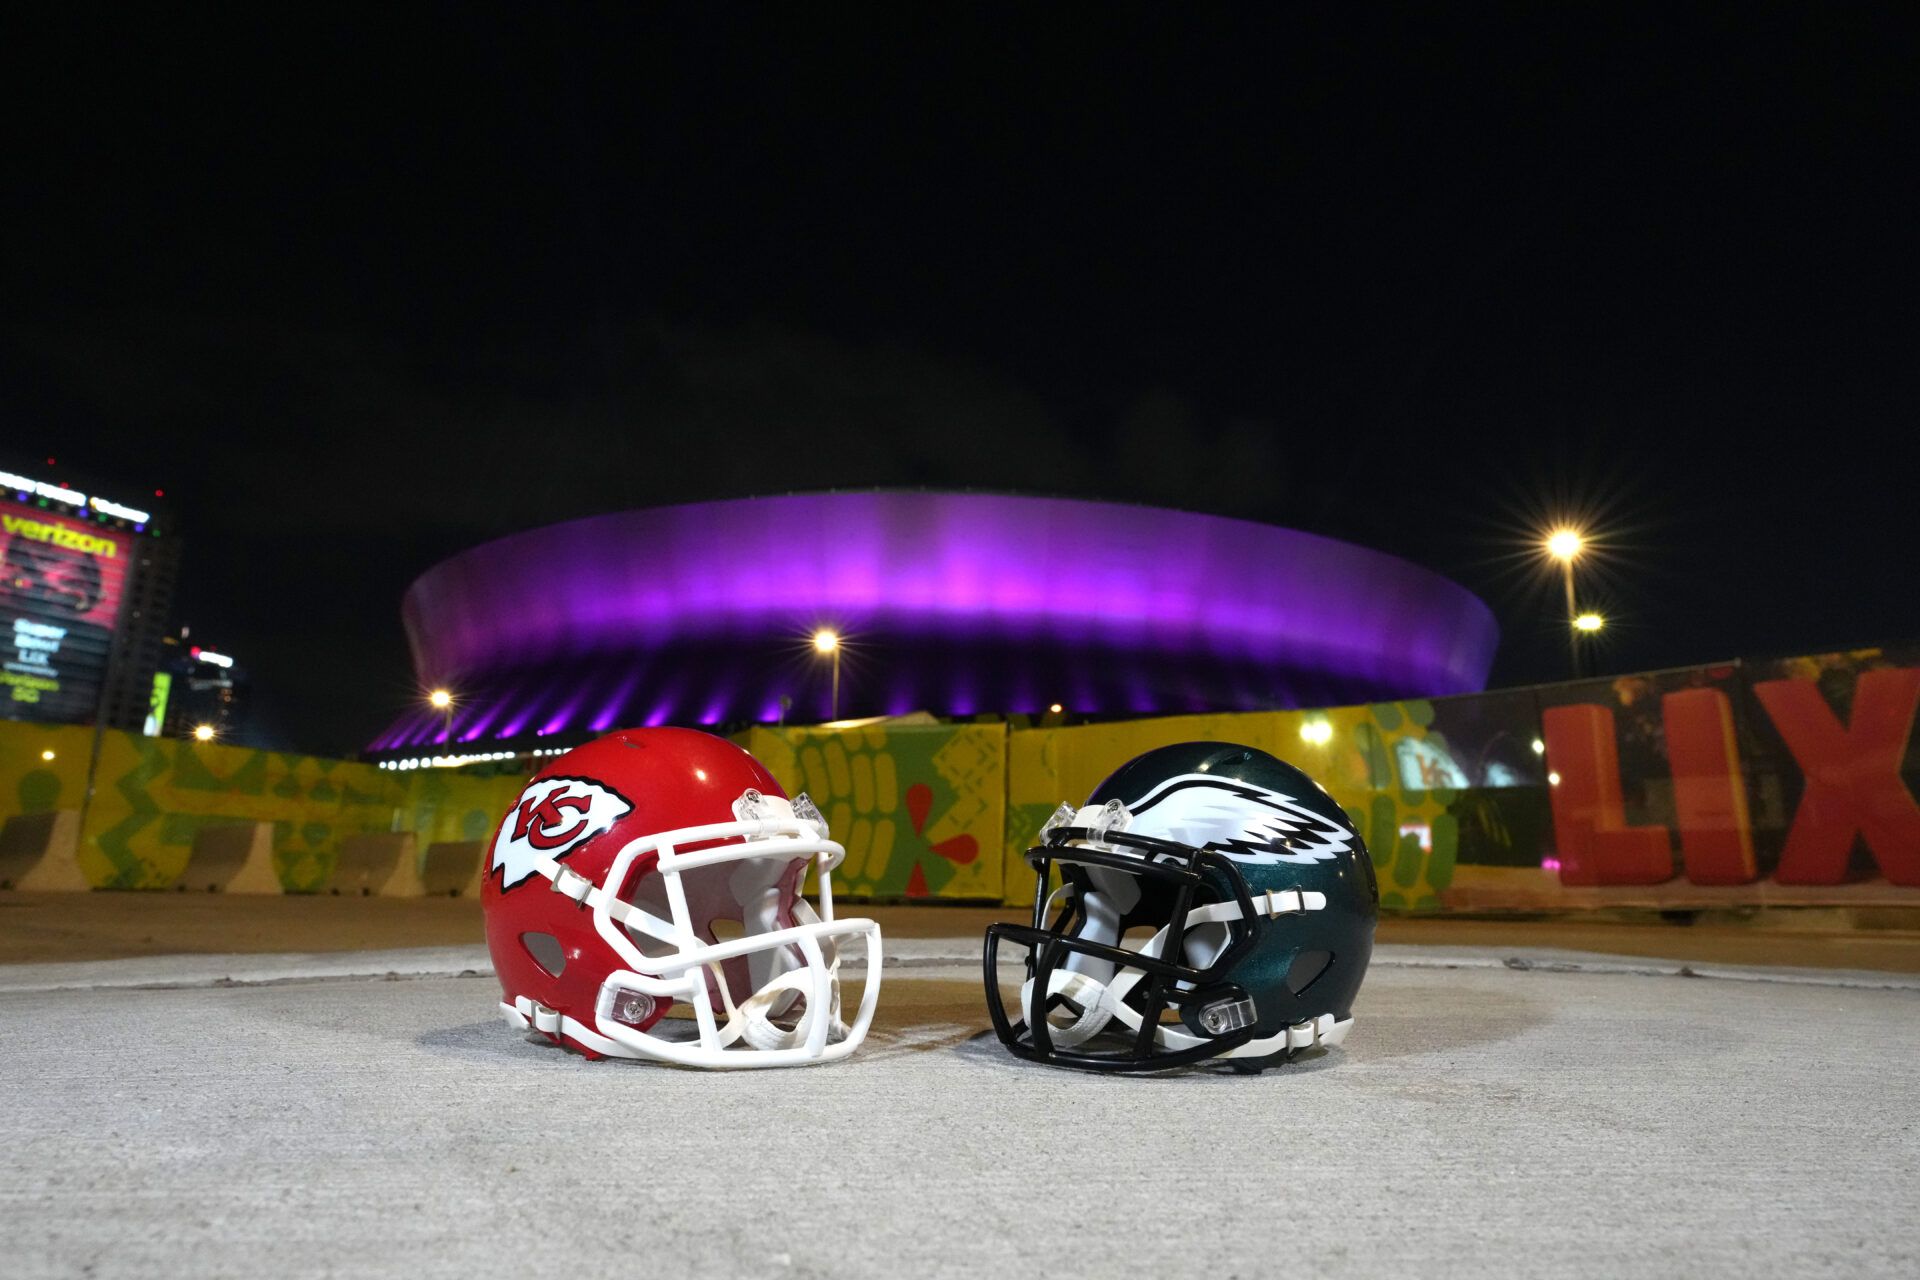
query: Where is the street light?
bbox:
[1545,529,1583,561]
[811,631,841,720]
[429,688,454,746]
[1544,527,1586,678]
[1574,612,1604,633]
[193,724,215,742]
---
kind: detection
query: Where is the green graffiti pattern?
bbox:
[1320,702,1457,911]
[1002,701,1471,912]
[744,724,1005,899]
[0,726,526,892]
[97,736,169,887]
[7,700,1497,908]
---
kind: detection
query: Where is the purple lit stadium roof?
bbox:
[370,492,1497,750]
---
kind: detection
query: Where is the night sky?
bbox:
[5,6,1915,755]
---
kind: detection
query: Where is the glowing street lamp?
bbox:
[428,688,455,746]
[193,724,215,743]
[812,630,841,720]
[1574,612,1604,633]
[1545,529,1583,561]
[1544,527,1587,678]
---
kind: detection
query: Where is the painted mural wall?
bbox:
[1006,646,1920,911]
[0,722,1005,900]
[0,724,528,893]
[1004,703,1469,911]
[3,645,1915,909]
[738,723,1005,900]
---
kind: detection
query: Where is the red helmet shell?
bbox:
[481,727,795,1057]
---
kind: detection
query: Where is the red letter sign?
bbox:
[1752,668,1920,886]
[1661,687,1757,885]
[1542,703,1674,885]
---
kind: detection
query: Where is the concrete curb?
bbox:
[0,937,983,995]
[1366,943,1920,991]
[3,938,1917,996]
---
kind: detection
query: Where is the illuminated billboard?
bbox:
[1,494,131,723]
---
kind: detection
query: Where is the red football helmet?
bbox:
[482,728,883,1068]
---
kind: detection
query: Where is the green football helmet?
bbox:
[984,741,1378,1073]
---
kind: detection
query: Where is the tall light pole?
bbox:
[812,630,841,721]
[1545,528,1584,679]
[429,688,454,749]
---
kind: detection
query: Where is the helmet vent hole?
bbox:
[520,931,567,977]
[1285,949,1332,995]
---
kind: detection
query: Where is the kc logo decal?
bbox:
[491,776,634,889]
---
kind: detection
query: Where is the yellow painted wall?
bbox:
[0,720,532,891]
[742,722,1005,900]
[2,707,1451,906]
[0,720,93,823]
[1001,702,1462,910]
[79,731,405,889]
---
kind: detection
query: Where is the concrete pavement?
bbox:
[2,939,1915,1278]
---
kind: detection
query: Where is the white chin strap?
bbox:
[1020,969,1115,1048]
[708,899,849,1052]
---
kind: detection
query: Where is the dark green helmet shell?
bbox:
[983,741,1380,1072]
[1088,742,1377,1041]
[1089,740,1380,912]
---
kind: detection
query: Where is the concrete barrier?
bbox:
[331,833,424,896]
[421,840,485,896]
[177,822,283,893]
[0,810,85,890]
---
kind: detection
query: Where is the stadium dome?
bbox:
[370,491,1498,752]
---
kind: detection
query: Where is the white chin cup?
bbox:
[1020,968,1114,1048]
[733,966,846,1052]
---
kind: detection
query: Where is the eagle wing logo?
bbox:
[1125,773,1354,864]
[491,776,633,889]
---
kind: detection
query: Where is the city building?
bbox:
[1,460,178,733]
